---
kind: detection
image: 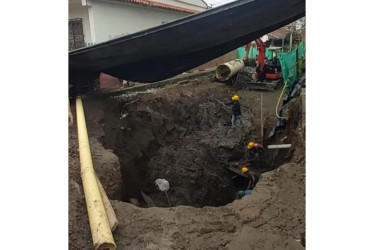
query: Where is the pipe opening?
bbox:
[96,243,116,250]
[216,65,232,81]
[215,59,245,81]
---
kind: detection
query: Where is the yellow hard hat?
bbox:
[241,167,249,174]
[247,142,255,148]
[232,95,239,101]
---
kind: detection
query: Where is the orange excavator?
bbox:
[244,39,282,82]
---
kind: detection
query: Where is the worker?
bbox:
[69,99,74,126]
[239,141,265,166]
[225,94,244,130]
[247,141,264,159]
[237,189,252,199]
[241,167,259,190]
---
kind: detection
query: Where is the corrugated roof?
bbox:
[267,26,290,40]
[116,0,199,14]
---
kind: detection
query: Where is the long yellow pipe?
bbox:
[76,97,116,250]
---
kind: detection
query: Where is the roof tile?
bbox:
[267,26,291,39]
[116,0,199,14]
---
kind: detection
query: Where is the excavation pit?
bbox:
[98,78,295,208]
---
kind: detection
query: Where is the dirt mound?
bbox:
[107,162,304,250]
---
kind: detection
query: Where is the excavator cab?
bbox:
[262,47,282,81]
[245,39,283,82]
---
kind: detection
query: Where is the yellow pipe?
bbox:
[96,175,119,232]
[275,83,288,119]
[76,97,116,250]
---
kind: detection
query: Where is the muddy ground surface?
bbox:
[69,76,305,249]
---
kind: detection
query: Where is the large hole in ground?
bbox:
[100,81,294,208]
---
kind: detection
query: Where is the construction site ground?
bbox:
[69,73,306,250]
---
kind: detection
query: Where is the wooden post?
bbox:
[165,191,171,207]
[260,92,263,144]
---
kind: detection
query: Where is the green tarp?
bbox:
[237,47,273,60]
[297,42,306,77]
[265,49,273,60]
[237,46,249,59]
[297,42,305,58]
[279,48,297,91]
[279,42,306,93]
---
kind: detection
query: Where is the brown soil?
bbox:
[69,76,305,249]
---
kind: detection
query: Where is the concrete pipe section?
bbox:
[215,59,245,81]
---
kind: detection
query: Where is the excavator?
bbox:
[214,37,284,91]
[244,38,282,83]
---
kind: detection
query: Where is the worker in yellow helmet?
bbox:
[241,166,259,190]
[239,141,265,165]
[247,141,265,160]
[224,94,244,130]
[247,141,264,156]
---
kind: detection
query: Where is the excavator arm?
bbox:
[255,39,266,72]
[244,38,266,71]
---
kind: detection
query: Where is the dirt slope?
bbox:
[109,162,305,250]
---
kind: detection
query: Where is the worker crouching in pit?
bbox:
[243,141,265,163]
[234,142,264,199]
[235,141,265,170]
[235,166,260,199]
[241,166,259,190]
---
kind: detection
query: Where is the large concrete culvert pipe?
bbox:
[215,59,245,81]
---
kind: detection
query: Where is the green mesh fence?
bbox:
[237,47,273,59]
[265,49,273,60]
[279,48,297,91]
[298,42,305,58]
[279,42,306,93]
[297,42,306,77]
[237,46,247,59]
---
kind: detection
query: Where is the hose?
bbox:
[275,58,305,119]
[275,81,288,119]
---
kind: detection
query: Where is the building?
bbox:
[69,0,208,50]
[69,0,241,88]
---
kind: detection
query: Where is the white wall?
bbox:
[69,2,93,44]
[92,0,191,43]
